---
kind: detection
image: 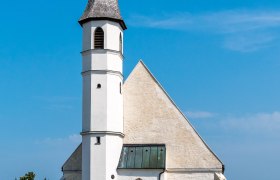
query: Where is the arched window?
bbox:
[94,27,104,49]
[119,33,123,52]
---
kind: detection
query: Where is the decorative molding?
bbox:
[81,70,123,79]
[166,168,223,173]
[81,48,124,59]
[81,131,125,137]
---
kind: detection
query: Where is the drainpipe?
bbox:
[158,169,165,180]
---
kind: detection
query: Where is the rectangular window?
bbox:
[96,137,101,145]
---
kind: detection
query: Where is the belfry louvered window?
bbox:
[94,27,104,49]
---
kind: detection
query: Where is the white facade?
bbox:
[165,172,224,180]
[81,20,124,180]
[117,170,225,180]
[118,170,163,180]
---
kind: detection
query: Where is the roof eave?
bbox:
[78,17,127,30]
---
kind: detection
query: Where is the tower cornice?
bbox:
[81,48,124,59]
[79,17,127,30]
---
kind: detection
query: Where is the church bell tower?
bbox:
[79,0,127,179]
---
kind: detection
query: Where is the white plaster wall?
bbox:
[82,74,92,132]
[106,135,124,179]
[106,53,123,72]
[82,22,91,51]
[82,73,108,132]
[166,172,214,180]
[107,74,123,132]
[105,21,123,51]
[82,52,123,73]
[81,19,124,180]
[89,73,108,131]
[82,20,124,132]
[82,135,92,180]
[118,170,216,180]
[81,20,124,132]
[82,53,92,72]
[83,134,107,179]
[82,135,123,180]
[82,21,123,52]
[118,170,162,180]
[91,134,106,180]
[82,73,123,132]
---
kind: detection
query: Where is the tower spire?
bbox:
[79,0,127,29]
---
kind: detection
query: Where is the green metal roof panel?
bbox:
[118,144,166,169]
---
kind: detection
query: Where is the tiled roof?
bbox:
[79,0,126,29]
[118,144,166,169]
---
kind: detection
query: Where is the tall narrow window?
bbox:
[96,137,101,145]
[94,27,104,49]
[120,82,122,94]
[119,33,123,52]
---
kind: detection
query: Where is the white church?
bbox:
[61,0,227,179]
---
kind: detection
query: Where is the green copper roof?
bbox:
[118,144,166,169]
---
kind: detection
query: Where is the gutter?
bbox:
[158,169,165,180]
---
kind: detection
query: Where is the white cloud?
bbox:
[224,33,276,52]
[68,134,82,143]
[128,10,280,33]
[34,95,79,111]
[37,134,81,146]
[187,110,280,135]
[201,10,280,33]
[128,13,193,30]
[34,95,79,103]
[186,111,217,119]
[221,111,280,134]
[128,10,280,52]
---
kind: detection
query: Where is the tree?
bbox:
[20,172,35,180]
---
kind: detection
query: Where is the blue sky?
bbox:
[0,0,280,179]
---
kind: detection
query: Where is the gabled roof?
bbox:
[118,144,166,169]
[79,0,126,29]
[62,143,82,172]
[123,61,224,171]
[62,61,224,173]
